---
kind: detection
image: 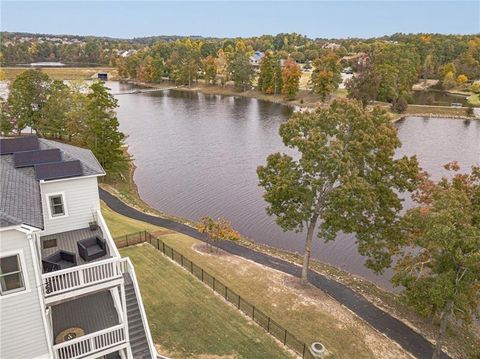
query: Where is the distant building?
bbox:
[322,42,341,51]
[249,51,265,67]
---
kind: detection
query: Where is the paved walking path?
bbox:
[100,188,449,359]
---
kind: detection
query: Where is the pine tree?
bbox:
[84,82,129,178]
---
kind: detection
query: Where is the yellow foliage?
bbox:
[456,74,468,85]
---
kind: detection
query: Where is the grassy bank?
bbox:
[2,66,119,81]
[104,203,412,358]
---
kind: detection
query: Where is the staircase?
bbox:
[124,273,152,359]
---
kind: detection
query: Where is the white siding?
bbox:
[0,229,50,359]
[40,177,101,236]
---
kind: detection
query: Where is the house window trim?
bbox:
[46,192,68,220]
[0,249,30,298]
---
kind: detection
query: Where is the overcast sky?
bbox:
[2,1,479,39]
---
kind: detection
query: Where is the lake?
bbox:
[111,81,480,290]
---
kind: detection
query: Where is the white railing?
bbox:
[53,324,126,359]
[97,209,121,258]
[42,257,127,298]
[125,257,158,359]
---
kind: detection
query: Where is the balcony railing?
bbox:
[42,257,127,300]
[53,323,126,359]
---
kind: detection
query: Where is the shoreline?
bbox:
[123,78,478,120]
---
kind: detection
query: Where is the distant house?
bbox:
[121,50,138,58]
[249,51,265,67]
[322,42,341,51]
[341,52,370,69]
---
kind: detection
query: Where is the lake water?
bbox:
[111,81,480,290]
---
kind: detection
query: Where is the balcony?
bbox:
[51,290,127,359]
[41,227,111,270]
[39,215,125,303]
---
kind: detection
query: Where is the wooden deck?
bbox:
[41,227,111,268]
[52,290,119,338]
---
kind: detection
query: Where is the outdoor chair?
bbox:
[77,236,107,261]
[42,250,77,273]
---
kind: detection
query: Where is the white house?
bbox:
[0,136,158,359]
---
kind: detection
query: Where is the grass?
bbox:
[120,244,293,359]
[100,201,163,237]
[2,67,119,81]
[152,234,412,359]
[467,93,480,106]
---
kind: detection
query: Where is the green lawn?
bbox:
[101,201,163,238]
[120,244,292,358]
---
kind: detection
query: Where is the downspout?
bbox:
[26,230,55,359]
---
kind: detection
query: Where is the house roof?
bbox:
[0,136,105,229]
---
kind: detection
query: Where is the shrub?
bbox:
[391,97,408,113]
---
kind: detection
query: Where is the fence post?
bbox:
[267,317,270,332]
[213,277,216,291]
[190,261,193,273]
[224,286,227,299]
[302,343,306,358]
[201,269,204,281]
[252,306,255,320]
[237,295,240,309]
[171,248,174,259]
[181,254,184,267]
[284,329,287,345]
[162,242,165,253]
[156,238,159,250]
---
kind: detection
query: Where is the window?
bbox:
[49,194,65,217]
[0,254,25,295]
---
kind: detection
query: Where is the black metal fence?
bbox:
[115,231,316,359]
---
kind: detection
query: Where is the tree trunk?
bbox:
[301,216,318,283]
[432,301,453,359]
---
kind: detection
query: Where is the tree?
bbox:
[169,39,202,87]
[346,66,380,106]
[471,81,480,94]
[7,69,52,133]
[443,71,456,89]
[258,52,283,95]
[215,49,229,86]
[456,74,468,85]
[257,100,419,281]
[228,41,254,92]
[84,82,129,178]
[281,59,302,100]
[392,163,480,359]
[0,100,14,135]
[202,55,217,85]
[391,96,408,113]
[309,53,341,101]
[38,80,72,138]
[197,216,240,251]
[422,53,436,81]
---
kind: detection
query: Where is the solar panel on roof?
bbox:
[0,136,39,154]
[14,149,62,168]
[35,160,83,181]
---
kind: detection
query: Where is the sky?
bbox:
[1,1,479,39]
